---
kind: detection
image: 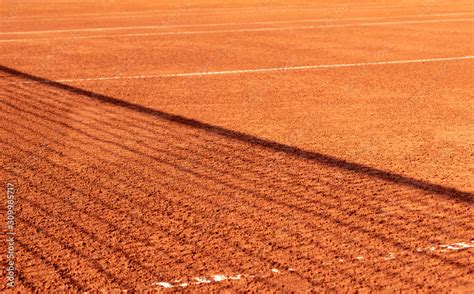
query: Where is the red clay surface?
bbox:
[0,0,473,291]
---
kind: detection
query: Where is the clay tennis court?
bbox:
[0,0,473,291]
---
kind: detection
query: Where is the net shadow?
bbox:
[0,65,472,291]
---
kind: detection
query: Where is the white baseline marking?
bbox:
[1,18,472,42]
[14,56,473,84]
[1,1,471,23]
[0,2,379,20]
[1,12,472,35]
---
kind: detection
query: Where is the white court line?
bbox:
[12,56,473,84]
[0,2,379,19]
[0,2,471,22]
[1,12,472,35]
[1,18,472,42]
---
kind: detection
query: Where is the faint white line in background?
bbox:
[0,2,378,19]
[0,12,472,35]
[0,18,472,42]
[9,56,473,84]
[0,2,471,22]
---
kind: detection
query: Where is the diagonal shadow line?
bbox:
[1,65,472,204]
[3,95,470,236]
[6,86,470,229]
[1,107,470,288]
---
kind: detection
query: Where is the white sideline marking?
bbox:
[1,12,472,35]
[194,277,212,284]
[151,240,472,289]
[0,3,373,20]
[14,56,472,84]
[155,282,173,288]
[213,275,227,282]
[440,242,473,251]
[1,18,472,42]
[1,2,471,22]
[0,3,377,20]
[153,273,244,289]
